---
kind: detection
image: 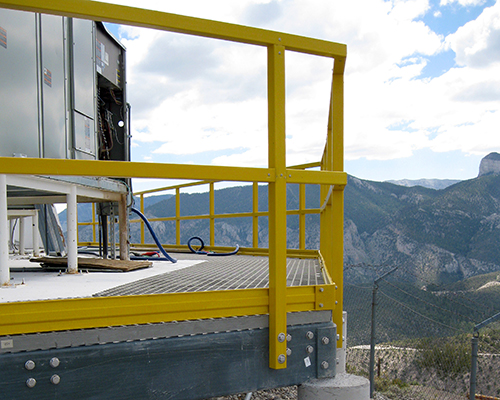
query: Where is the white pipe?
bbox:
[19,216,25,256]
[66,185,78,274]
[118,194,129,261]
[0,175,10,285]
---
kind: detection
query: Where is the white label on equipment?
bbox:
[1,339,13,349]
[304,356,311,367]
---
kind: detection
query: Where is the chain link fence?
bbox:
[344,264,500,400]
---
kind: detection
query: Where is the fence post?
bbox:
[470,311,500,399]
[470,333,479,400]
[369,267,397,398]
[369,282,378,398]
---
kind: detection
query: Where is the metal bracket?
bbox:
[316,325,336,378]
[315,285,336,310]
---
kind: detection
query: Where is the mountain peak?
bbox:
[478,152,500,177]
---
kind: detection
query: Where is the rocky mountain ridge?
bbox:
[343,174,500,284]
[478,152,500,176]
[70,155,500,286]
[385,178,460,190]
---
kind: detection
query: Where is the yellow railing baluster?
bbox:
[176,188,181,246]
[299,184,306,250]
[253,182,259,248]
[267,43,288,370]
[92,203,96,243]
[210,182,215,246]
[140,194,145,245]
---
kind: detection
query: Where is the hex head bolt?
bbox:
[26,378,36,388]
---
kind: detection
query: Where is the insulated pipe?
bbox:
[0,175,9,285]
[66,185,78,273]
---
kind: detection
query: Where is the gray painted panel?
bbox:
[41,14,67,159]
[74,111,95,159]
[96,25,123,88]
[0,322,336,400]
[0,9,40,158]
[72,18,94,119]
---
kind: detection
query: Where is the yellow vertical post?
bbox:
[76,201,79,245]
[267,43,287,370]
[331,64,345,348]
[92,203,96,243]
[299,184,306,250]
[252,182,259,248]
[320,58,345,348]
[176,188,181,246]
[140,194,145,245]
[210,182,215,246]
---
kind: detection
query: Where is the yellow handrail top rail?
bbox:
[0,0,346,63]
[0,158,347,186]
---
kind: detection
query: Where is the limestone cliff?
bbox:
[478,152,500,176]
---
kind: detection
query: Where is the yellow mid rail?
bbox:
[0,0,346,370]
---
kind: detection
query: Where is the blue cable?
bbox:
[130,207,177,263]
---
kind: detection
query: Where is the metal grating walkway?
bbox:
[94,254,325,297]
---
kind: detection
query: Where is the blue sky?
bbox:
[102,0,500,190]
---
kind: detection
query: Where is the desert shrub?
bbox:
[418,338,471,377]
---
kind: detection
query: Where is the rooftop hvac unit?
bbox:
[0,8,129,163]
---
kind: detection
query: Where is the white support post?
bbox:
[32,211,40,257]
[66,185,78,274]
[19,216,25,256]
[118,194,129,261]
[0,175,10,286]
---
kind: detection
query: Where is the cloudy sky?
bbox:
[101,0,500,188]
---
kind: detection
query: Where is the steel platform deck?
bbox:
[94,253,325,297]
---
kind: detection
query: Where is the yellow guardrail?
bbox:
[0,0,346,370]
[79,163,326,253]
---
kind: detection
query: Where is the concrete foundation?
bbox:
[298,373,370,400]
[298,312,370,400]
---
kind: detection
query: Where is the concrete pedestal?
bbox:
[298,373,370,400]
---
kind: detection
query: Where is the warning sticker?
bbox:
[43,67,52,87]
[95,39,106,73]
[0,26,6,49]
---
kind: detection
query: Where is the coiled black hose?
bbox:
[187,236,239,256]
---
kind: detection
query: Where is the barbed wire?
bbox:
[378,289,469,335]
[379,277,478,324]
[397,267,497,319]
[344,262,499,321]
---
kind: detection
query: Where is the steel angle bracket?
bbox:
[316,325,336,378]
[315,284,336,311]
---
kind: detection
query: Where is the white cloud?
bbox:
[440,0,486,6]
[446,1,500,67]
[105,0,500,171]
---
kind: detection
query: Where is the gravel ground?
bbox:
[208,386,298,400]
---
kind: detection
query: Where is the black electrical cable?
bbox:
[130,207,177,263]
[187,236,239,256]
